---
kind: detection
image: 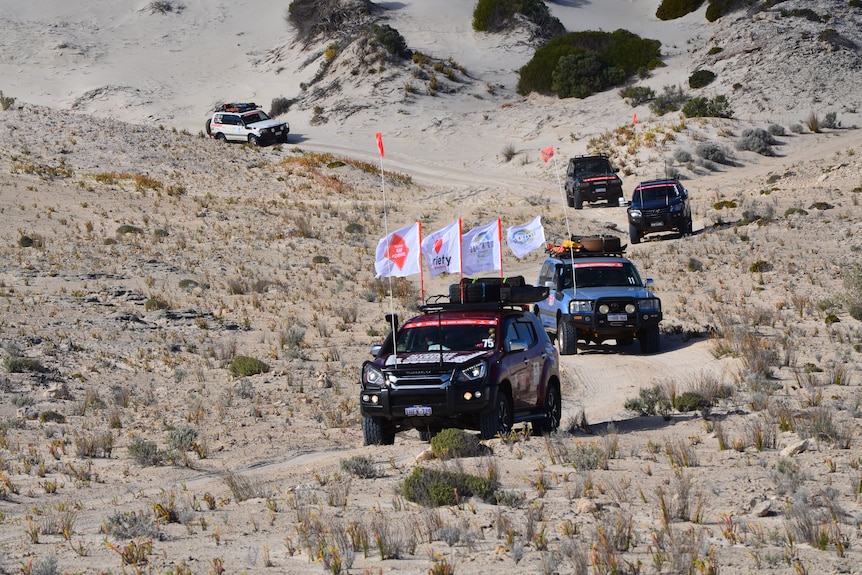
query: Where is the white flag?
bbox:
[374,222,421,278]
[422,220,461,278]
[461,219,502,276]
[506,216,546,258]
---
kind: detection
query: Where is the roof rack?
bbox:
[216,102,259,113]
[546,235,626,258]
[419,301,530,314]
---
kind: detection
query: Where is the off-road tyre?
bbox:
[205,118,212,137]
[558,318,577,355]
[574,190,584,210]
[629,223,641,245]
[617,336,634,347]
[566,192,575,208]
[363,416,395,445]
[479,389,513,440]
[638,324,660,354]
[215,132,227,142]
[537,383,561,435]
[418,427,439,442]
[681,216,693,236]
[248,134,260,147]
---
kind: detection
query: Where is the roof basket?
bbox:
[546,235,626,258]
[216,102,259,113]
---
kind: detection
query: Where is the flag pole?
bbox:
[497,216,503,280]
[418,220,424,302]
[457,217,464,302]
[376,133,398,362]
[548,147,577,286]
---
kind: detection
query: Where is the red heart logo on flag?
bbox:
[434,238,443,253]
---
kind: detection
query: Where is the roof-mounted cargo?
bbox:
[546,235,626,258]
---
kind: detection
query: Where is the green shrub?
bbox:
[767,123,786,136]
[688,69,715,88]
[286,0,373,40]
[430,428,483,459]
[749,260,772,273]
[401,467,496,507]
[116,224,144,235]
[783,207,808,217]
[567,442,608,471]
[4,356,47,373]
[472,0,564,37]
[673,391,712,414]
[656,0,705,20]
[518,29,661,97]
[619,85,655,106]
[843,265,862,320]
[345,222,365,234]
[713,199,737,209]
[371,23,412,59]
[821,111,840,129]
[682,95,732,118]
[624,385,672,419]
[0,90,15,110]
[144,296,169,311]
[649,85,689,115]
[707,46,723,55]
[228,355,269,377]
[705,0,750,22]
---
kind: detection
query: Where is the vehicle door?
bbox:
[501,317,540,411]
[535,261,557,328]
[223,114,243,141]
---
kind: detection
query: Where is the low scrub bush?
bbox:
[656,0,705,20]
[687,69,715,89]
[736,128,776,156]
[624,384,672,419]
[4,356,47,373]
[128,437,163,466]
[0,90,15,110]
[472,0,564,38]
[401,466,496,506]
[518,30,661,97]
[103,510,160,540]
[228,355,269,377]
[430,428,483,459]
[371,23,412,59]
[269,96,292,117]
[682,95,732,118]
[619,85,655,106]
[340,455,381,478]
[695,142,728,164]
[649,85,689,116]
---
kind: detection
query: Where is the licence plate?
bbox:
[595,187,606,193]
[405,406,432,416]
[650,221,664,228]
[607,313,627,322]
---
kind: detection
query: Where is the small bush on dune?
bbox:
[430,429,483,460]
[401,466,496,506]
[705,0,749,22]
[286,0,375,41]
[656,0,705,20]
[228,355,269,377]
[371,23,412,59]
[687,69,715,89]
[269,97,292,118]
[619,85,655,106]
[341,455,381,478]
[736,128,776,156]
[682,95,732,118]
[695,142,728,164]
[472,0,564,38]
[649,85,689,116]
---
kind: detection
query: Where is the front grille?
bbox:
[643,207,669,217]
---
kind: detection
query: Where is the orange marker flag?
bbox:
[633,113,638,125]
[540,146,554,163]
[375,132,384,157]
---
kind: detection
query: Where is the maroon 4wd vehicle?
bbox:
[359,279,560,444]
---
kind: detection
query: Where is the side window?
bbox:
[538,262,553,286]
[504,320,518,346]
[214,114,223,124]
[514,320,537,348]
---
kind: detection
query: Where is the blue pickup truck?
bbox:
[533,240,662,354]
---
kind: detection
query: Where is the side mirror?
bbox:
[544,280,555,289]
[370,343,382,357]
[507,340,527,353]
[645,278,654,288]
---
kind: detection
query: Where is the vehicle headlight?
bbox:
[638,298,661,312]
[625,303,637,314]
[669,203,683,213]
[598,304,609,314]
[629,209,642,219]
[363,363,385,388]
[456,362,487,383]
[569,300,593,313]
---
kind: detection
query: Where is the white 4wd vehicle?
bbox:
[205,103,289,146]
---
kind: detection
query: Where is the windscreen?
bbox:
[559,262,642,289]
[242,111,271,124]
[396,319,497,353]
